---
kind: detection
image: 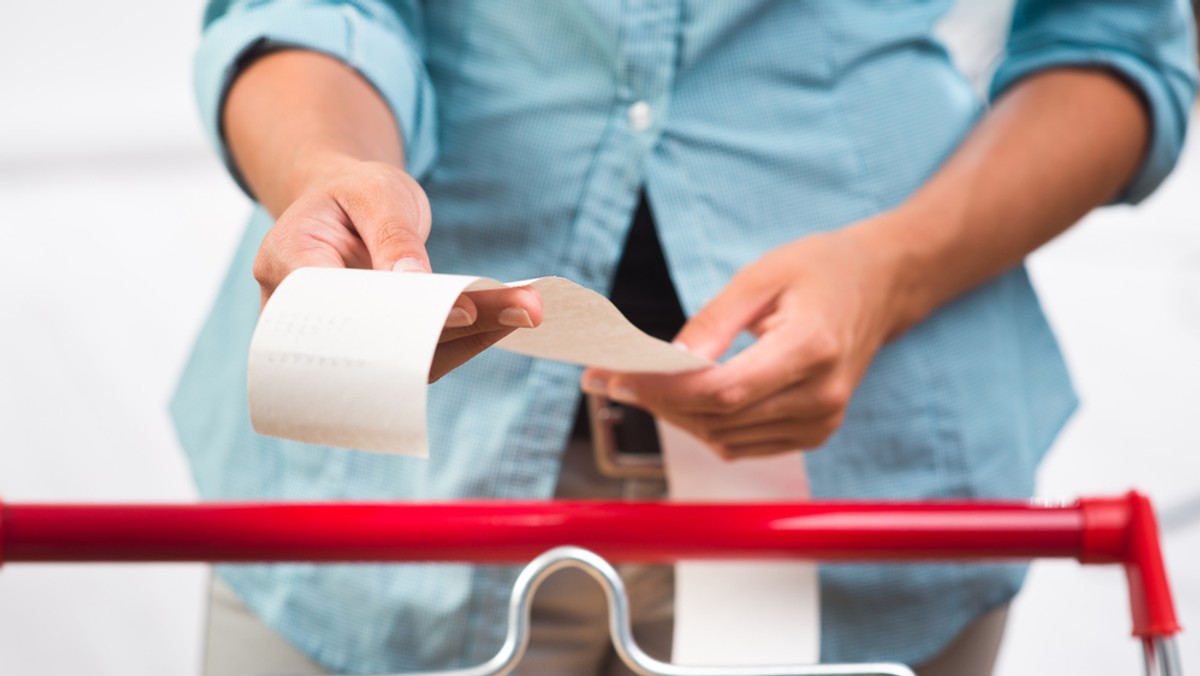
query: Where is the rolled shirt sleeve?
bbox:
[194,0,439,193]
[990,0,1198,204]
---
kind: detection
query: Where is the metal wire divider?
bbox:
[393,546,911,676]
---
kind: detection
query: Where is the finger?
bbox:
[334,170,433,272]
[711,439,812,461]
[429,328,517,382]
[580,367,616,394]
[585,368,738,415]
[672,269,777,361]
[440,286,543,342]
[623,318,841,411]
[586,356,780,416]
[706,323,842,407]
[580,367,739,415]
[253,226,348,307]
[584,314,835,415]
[707,415,840,450]
[689,380,845,432]
[445,295,478,329]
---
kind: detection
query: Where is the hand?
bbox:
[252,155,434,302]
[252,155,543,382]
[581,220,908,459]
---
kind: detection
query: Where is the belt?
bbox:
[582,394,666,480]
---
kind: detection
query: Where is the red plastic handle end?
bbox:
[1081,491,1180,638]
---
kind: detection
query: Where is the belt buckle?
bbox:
[586,393,666,480]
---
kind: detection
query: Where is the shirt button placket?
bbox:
[628,100,654,133]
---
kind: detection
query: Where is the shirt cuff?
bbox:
[194,0,439,196]
[990,47,1191,205]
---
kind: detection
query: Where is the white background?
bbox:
[1,1,1197,674]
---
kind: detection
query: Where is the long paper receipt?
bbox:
[248,267,819,665]
[248,268,709,454]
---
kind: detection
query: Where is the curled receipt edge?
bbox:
[247,266,818,664]
[248,268,708,456]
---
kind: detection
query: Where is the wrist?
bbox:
[278,149,407,213]
[241,145,361,216]
[284,148,359,196]
[842,205,948,340]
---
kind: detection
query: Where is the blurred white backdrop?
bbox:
[0,1,1196,674]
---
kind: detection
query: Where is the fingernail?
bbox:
[671,340,691,353]
[611,386,637,403]
[392,257,426,273]
[581,376,608,394]
[498,307,533,328]
[446,307,473,328]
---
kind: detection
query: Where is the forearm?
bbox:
[223,49,406,217]
[861,68,1150,336]
[223,47,541,358]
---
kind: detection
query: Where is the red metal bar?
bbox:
[1,501,1082,564]
[0,491,1180,641]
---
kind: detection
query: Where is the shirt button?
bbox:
[627,101,654,132]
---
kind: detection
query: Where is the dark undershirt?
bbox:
[570,194,686,442]
[609,196,688,342]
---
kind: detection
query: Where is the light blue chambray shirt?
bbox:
[172,1,1196,671]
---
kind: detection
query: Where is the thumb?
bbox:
[340,172,434,273]
[375,224,432,273]
[674,271,775,361]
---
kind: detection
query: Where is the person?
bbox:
[172,1,1197,674]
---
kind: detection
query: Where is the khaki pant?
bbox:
[203,440,1007,675]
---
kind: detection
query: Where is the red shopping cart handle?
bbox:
[0,490,1178,640]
